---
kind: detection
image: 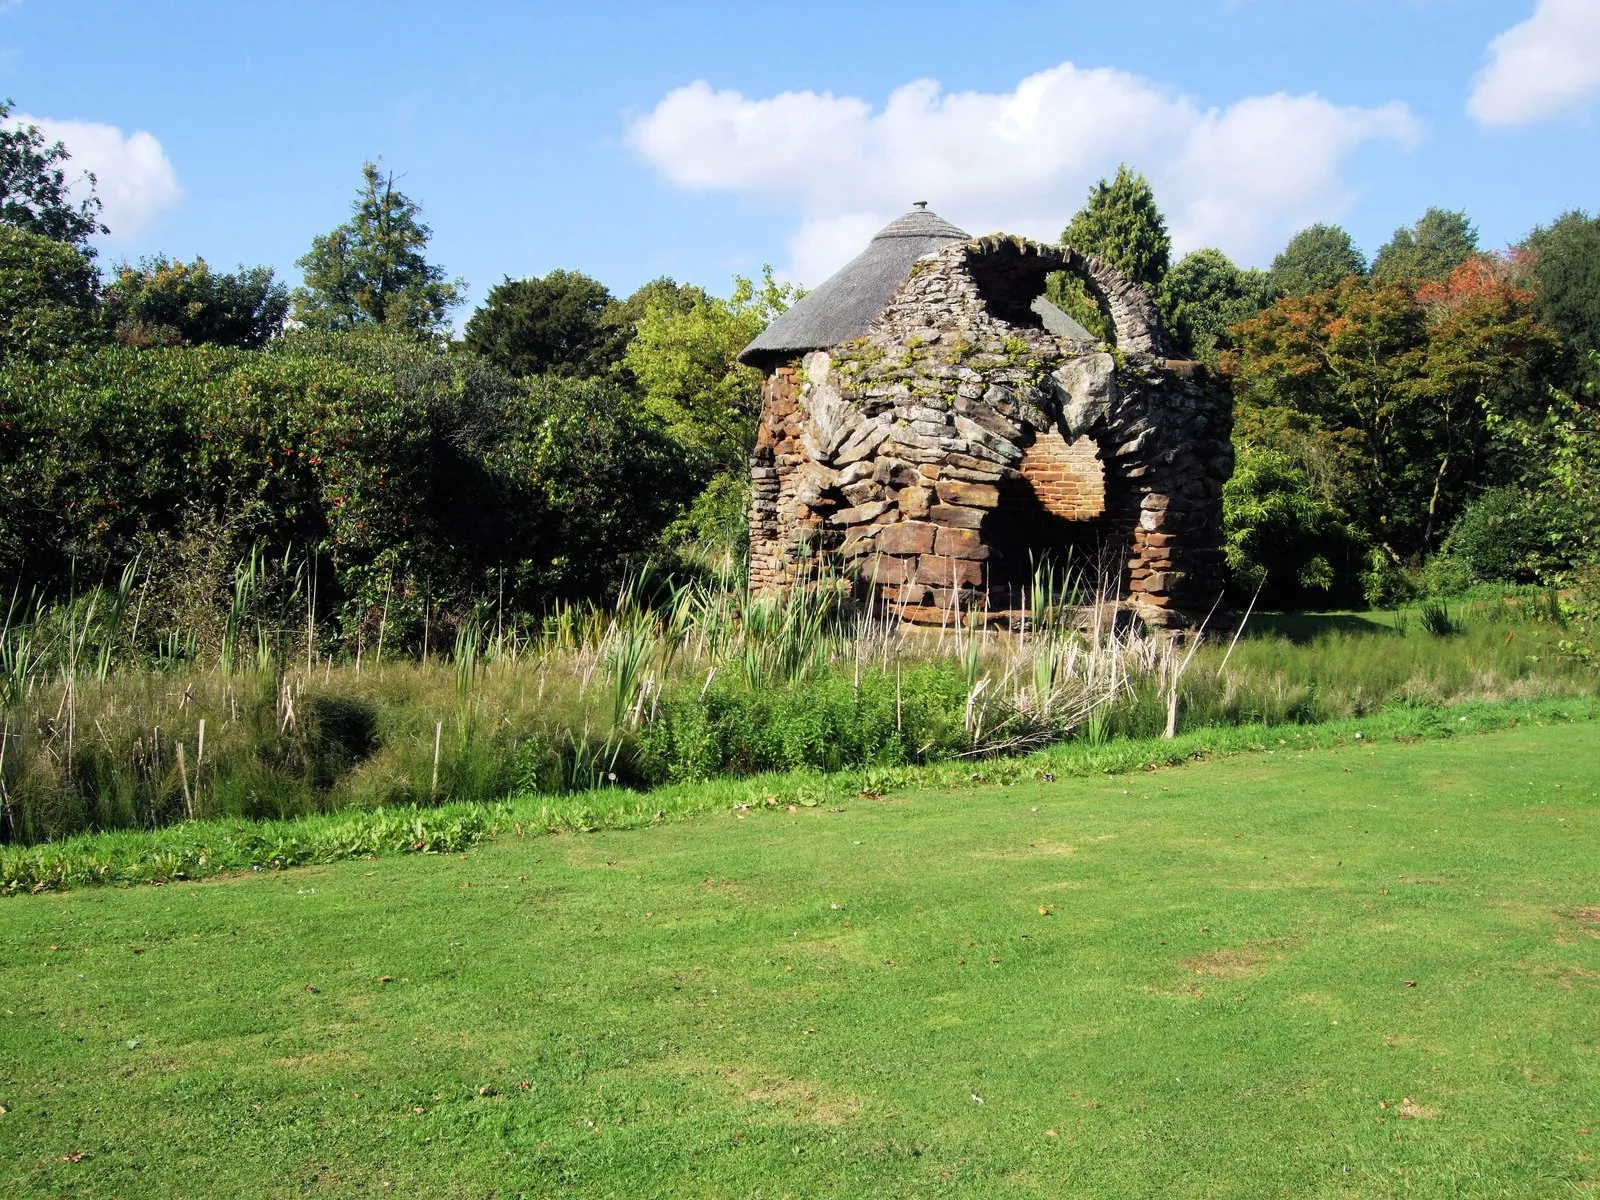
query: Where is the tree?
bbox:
[1484,352,1600,651]
[463,270,625,378]
[1412,255,1561,547]
[0,99,107,250]
[1042,272,1110,343]
[1228,261,1557,565]
[1524,209,1600,362]
[293,162,463,337]
[1268,224,1366,297]
[1060,165,1171,292]
[505,374,697,598]
[0,225,103,359]
[1372,207,1478,285]
[603,277,706,345]
[1156,248,1272,364]
[622,267,796,475]
[106,257,288,349]
[1229,277,1425,558]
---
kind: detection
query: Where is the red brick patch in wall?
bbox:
[1018,431,1105,520]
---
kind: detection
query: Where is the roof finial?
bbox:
[913,200,928,211]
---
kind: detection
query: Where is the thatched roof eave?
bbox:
[737,208,968,367]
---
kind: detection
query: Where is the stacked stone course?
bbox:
[747,235,1233,628]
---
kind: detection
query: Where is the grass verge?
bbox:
[7,695,1597,894]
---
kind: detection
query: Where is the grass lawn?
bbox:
[2,722,1597,1198]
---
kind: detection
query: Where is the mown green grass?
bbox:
[2,720,1597,1197]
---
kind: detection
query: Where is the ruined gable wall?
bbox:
[747,365,802,596]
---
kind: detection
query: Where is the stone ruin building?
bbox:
[739,205,1234,628]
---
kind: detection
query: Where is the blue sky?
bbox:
[5,1,1598,312]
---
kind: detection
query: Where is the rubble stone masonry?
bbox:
[747,236,1233,628]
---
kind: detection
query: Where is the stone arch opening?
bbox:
[960,237,1171,357]
[963,238,1110,338]
[963,239,1068,331]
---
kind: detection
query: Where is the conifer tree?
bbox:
[1269,224,1367,297]
[1060,165,1171,292]
[293,162,463,336]
[1372,208,1478,285]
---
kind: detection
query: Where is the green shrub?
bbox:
[1419,600,1461,637]
[1223,446,1365,606]
[1417,552,1475,597]
[1444,486,1547,584]
[1360,548,1416,608]
[0,337,695,647]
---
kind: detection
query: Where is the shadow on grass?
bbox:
[1246,611,1401,643]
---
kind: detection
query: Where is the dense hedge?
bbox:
[0,331,695,643]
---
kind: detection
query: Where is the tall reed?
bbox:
[0,554,1591,846]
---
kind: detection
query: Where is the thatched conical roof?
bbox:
[738,206,968,367]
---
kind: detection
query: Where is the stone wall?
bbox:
[747,236,1232,627]
[747,365,802,596]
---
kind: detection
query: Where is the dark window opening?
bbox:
[985,470,1114,612]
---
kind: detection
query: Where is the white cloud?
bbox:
[628,64,1419,283]
[1468,0,1600,128]
[7,113,182,239]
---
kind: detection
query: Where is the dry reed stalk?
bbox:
[0,718,12,836]
[306,554,318,677]
[1164,593,1224,738]
[176,741,192,820]
[431,721,443,798]
[376,569,393,673]
[1216,578,1265,679]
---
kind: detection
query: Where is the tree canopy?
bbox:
[1372,208,1478,285]
[0,99,107,250]
[623,268,795,475]
[293,162,463,337]
[1227,260,1556,563]
[1061,165,1171,292]
[1524,210,1600,363]
[1157,248,1272,364]
[1221,446,1362,606]
[0,226,103,359]
[106,257,289,350]
[1268,224,1366,297]
[462,270,627,378]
